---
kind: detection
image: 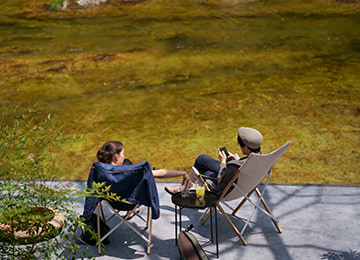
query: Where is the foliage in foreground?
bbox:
[0,100,91,259]
[0,100,128,258]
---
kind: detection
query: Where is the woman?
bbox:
[83,140,192,220]
[96,141,193,187]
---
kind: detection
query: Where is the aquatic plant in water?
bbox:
[0,0,359,185]
[48,0,66,10]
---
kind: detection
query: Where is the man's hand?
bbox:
[219,150,238,163]
[218,150,228,164]
[227,151,238,160]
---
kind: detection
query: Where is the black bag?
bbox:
[80,213,110,245]
[178,225,208,260]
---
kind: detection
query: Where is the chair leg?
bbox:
[217,204,247,246]
[147,207,152,255]
[232,188,256,216]
[97,201,153,255]
[200,208,210,222]
[255,188,282,233]
[97,204,102,255]
[99,202,106,223]
[200,207,213,225]
[146,206,150,229]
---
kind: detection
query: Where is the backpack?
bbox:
[80,213,110,245]
[178,225,209,260]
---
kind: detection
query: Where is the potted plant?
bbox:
[0,100,89,259]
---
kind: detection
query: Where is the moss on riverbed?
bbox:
[1,0,359,184]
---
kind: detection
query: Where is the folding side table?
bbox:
[172,190,219,258]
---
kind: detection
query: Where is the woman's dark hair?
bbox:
[237,135,261,153]
[97,141,123,164]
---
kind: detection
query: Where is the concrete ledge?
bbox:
[68,181,360,259]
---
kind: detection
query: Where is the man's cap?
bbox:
[238,127,263,149]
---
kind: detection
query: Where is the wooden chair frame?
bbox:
[197,141,291,246]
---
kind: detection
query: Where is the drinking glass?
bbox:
[196,186,205,199]
[181,184,190,197]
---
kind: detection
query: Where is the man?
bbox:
[165,127,263,195]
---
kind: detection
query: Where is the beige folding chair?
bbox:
[196,141,291,245]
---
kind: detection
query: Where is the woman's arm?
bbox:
[152,169,187,178]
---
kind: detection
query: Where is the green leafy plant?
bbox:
[0,100,91,259]
[82,182,128,203]
[80,181,128,252]
[48,0,66,10]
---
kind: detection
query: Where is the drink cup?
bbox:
[181,187,190,198]
[196,186,205,199]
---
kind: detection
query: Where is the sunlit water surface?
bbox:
[0,1,359,183]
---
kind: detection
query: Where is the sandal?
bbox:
[164,186,182,195]
[125,208,140,220]
[164,187,175,195]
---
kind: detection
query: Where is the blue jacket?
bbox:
[82,161,160,219]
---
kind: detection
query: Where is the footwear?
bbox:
[164,187,175,195]
[125,208,140,220]
[164,186,183,195]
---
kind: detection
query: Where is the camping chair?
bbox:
[195,141,291,245]
[85,160,160,255]
[96,200,152,255]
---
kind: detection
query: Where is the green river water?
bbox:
[1,0,359,183]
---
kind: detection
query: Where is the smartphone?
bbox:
[219,146,229,157]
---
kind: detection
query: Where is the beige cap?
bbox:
[238,127,263,149]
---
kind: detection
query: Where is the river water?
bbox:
[0,0,359,183]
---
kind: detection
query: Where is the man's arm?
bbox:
[216,161,243,193]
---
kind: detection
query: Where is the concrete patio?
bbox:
[69,181,360,260]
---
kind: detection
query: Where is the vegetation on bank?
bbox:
[0,102,125,258]
[0,0,359,184]
[0,103,87,259]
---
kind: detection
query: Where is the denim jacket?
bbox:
[82,161,160,219]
